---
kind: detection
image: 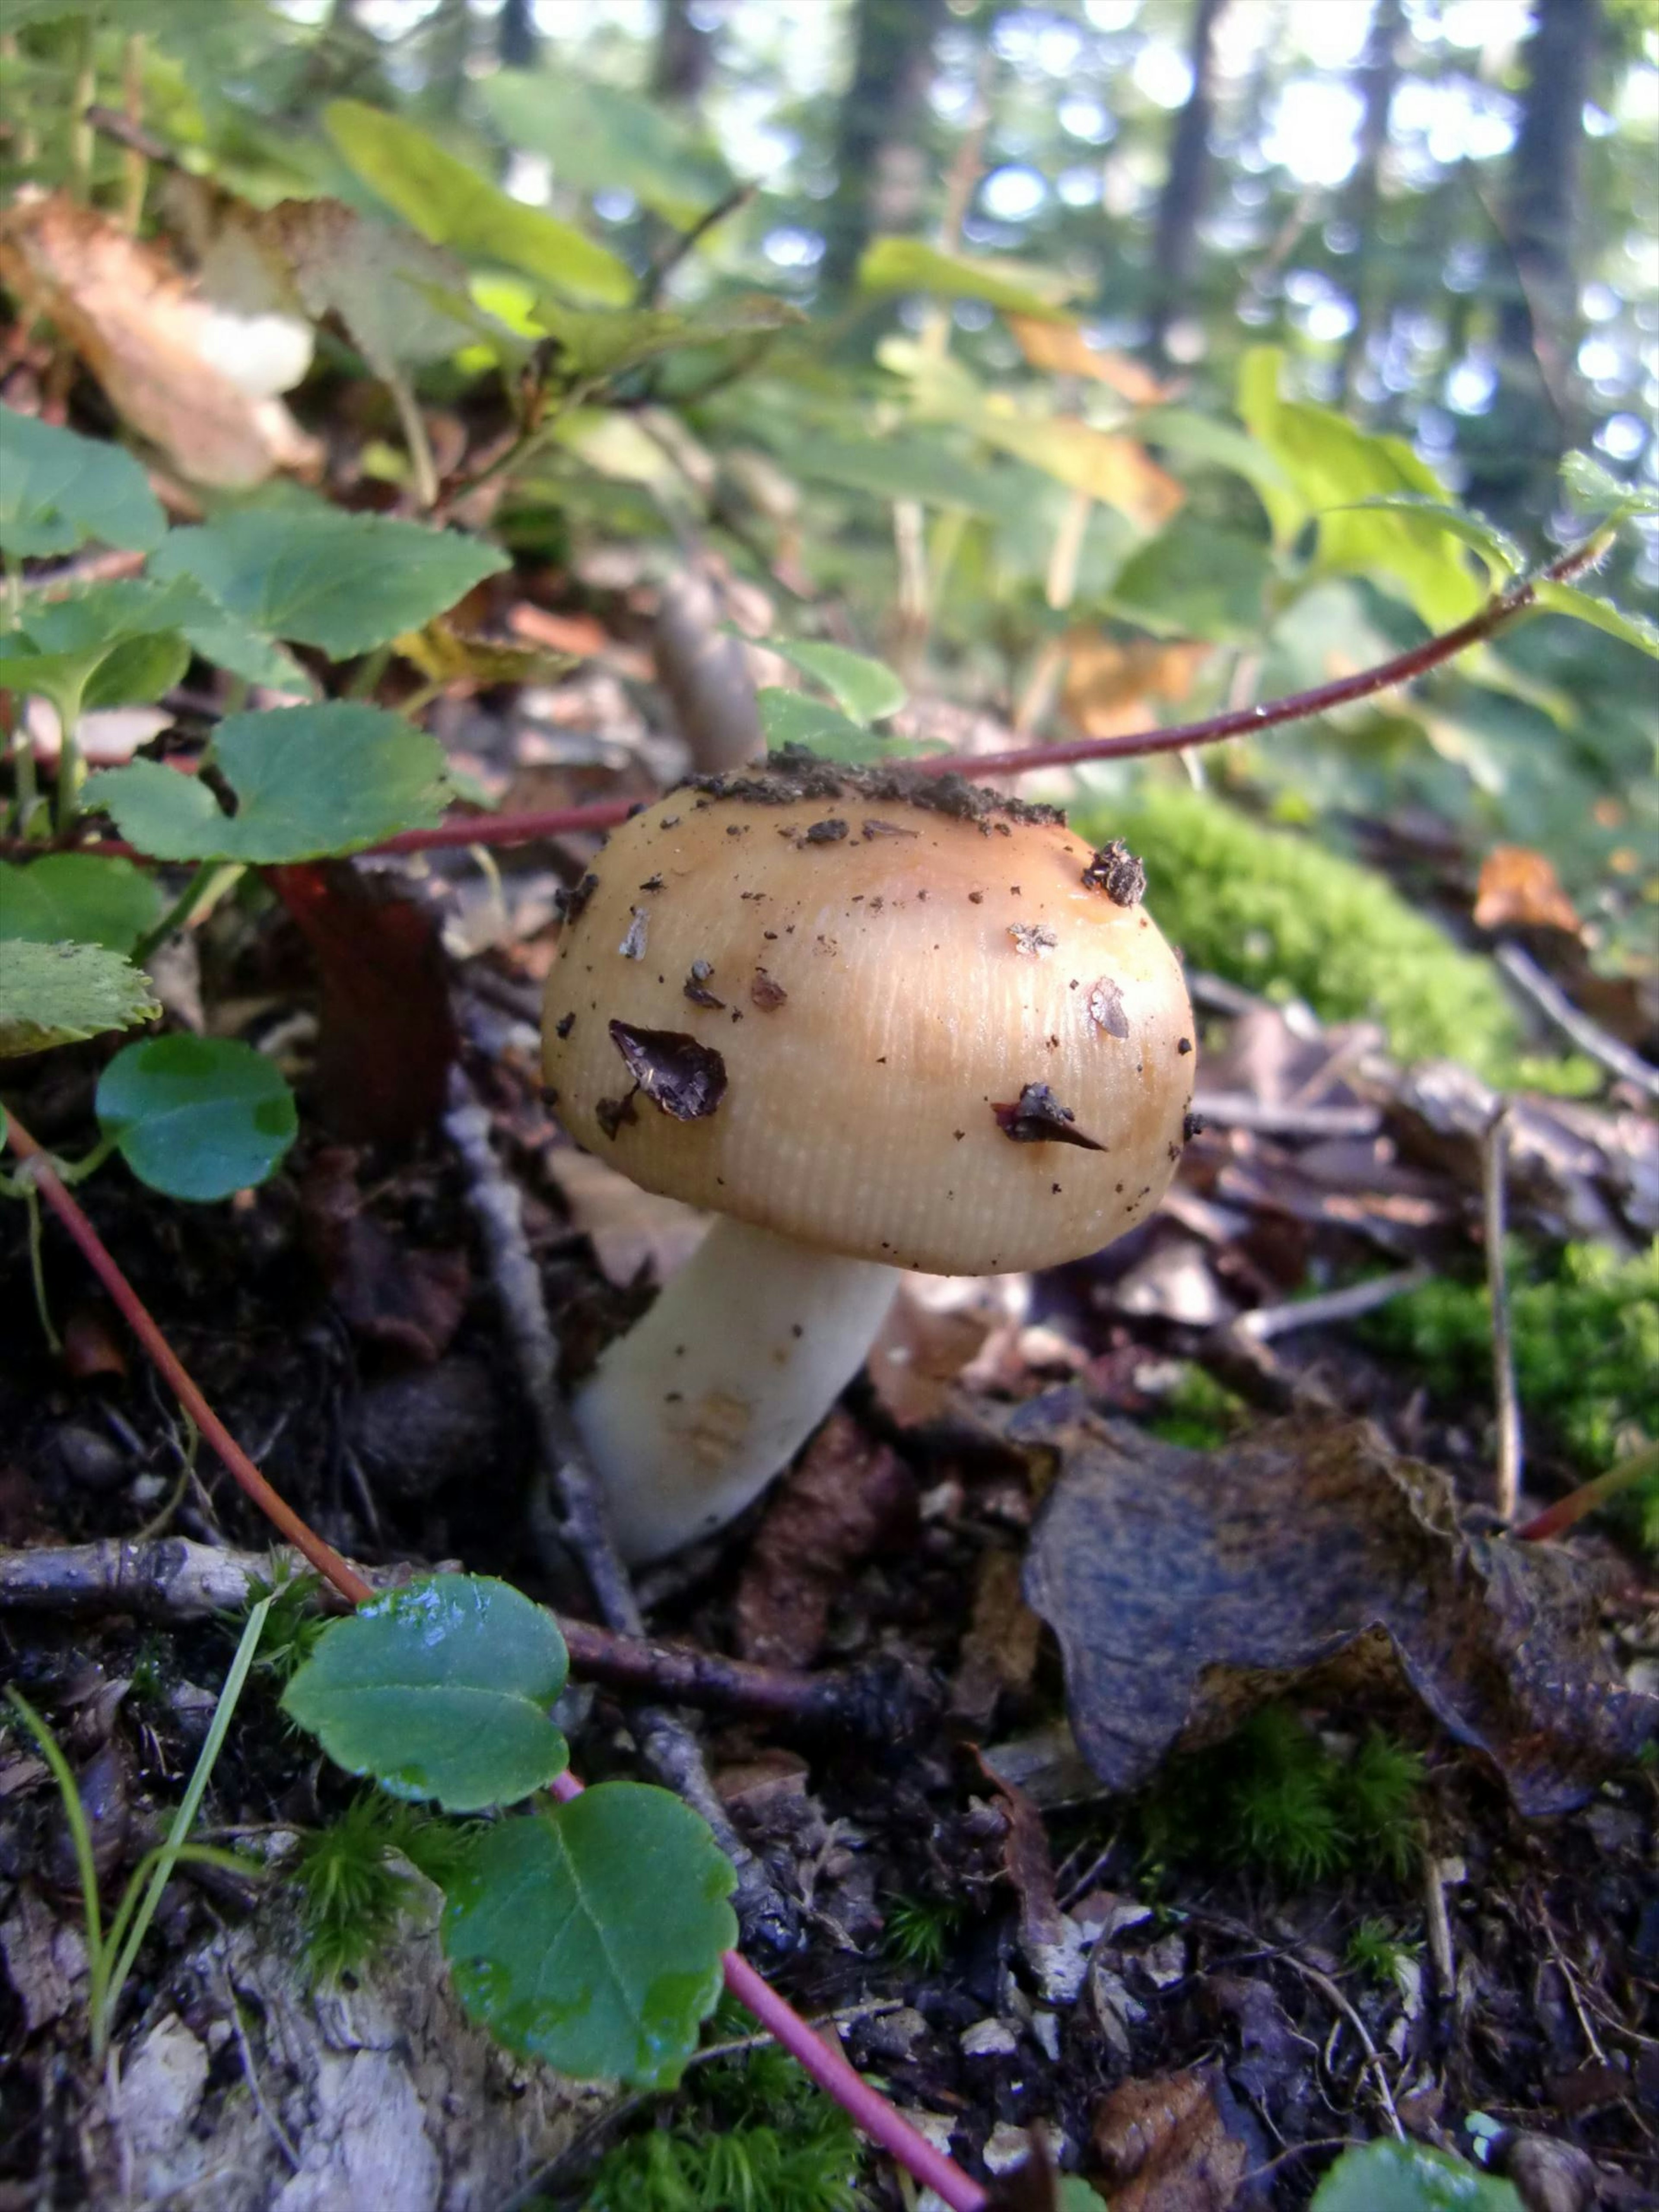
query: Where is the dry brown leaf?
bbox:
[1061,636,1211,738]
[1019,1399,1656,1814]
[0,191,319,487]
[992,415,1184,531]
[735,1412,915,1668]
[951,1548,1045,1727]
[1090,2071,1246,2212]
[1474,845,1583,937]
[867,1281,993,1427]
[1008,317,1176,405]
[542,1147,709,1288]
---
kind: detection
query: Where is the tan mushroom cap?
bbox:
[541,760,1195,1276]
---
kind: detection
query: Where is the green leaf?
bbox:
[1341,496,1523,582]
[759,640,906,724]
[96,1035,297,1200]
[1309,2140,1523,2212]
[858,238,1075,320]
[1136,406,1297,505]
[87,703,452,863]
[781,429,1030,520]
[479,69,731,229]
[533,296,803,385]
[0,407,166,559]
[1532,580,1659,661]
[0,856,161,955]
[1560,449,1659,519]
[281,1573,569,1812]
[0,578,201,719]
[149,512,509,659]
[1105,520,1273,645]
[756,688,891,761]
[325,100,634,308]
[0,941,159,1059]
[442,1783,737,2088]
[1238,346,1487,629]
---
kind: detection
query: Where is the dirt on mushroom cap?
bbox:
[541,775,1195,1276]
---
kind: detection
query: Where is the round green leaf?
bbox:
[96,1036,297,1201]
[0,941,159,1059]
[0,857,161,956]
[1310,2142,1523,2212]
[0,406,166,559]
[442,1783,737,2088]
[281,1574,570,1812]
[761,639,906,725]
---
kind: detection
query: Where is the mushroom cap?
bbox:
[541,757,1195,1276]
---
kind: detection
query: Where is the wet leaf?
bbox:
[1089,2069,1248,2212]
[441,1783,737,2088]
[324,99,632,307]
[1532,581,1659,662]
[96,1035,297,1200]
[0,855,160,956]
[0,194,318,489]
[1560,449,1659,521]
[608,1020,727,1120]
[282,1573,569,1812]
[1310,2140,1522,2212]
[149,510,508,659]
[1019,1403,1656,1814]
[0,405,165,559]
[0,941,158,1058]
[88,704,452,863]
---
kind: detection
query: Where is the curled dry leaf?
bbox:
[1061,636,1211,740]
[1473,846,1583,939]
[542,1147,708,1289]
[0,192,319,488]
[1017,1398,1656,1815]
[1090,2069,1249,2212]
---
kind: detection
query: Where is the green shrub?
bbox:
[1087,784,1529,1079]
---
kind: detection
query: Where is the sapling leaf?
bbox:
[757,689,891,762]
[282,1574,570,1812]
[479,69,732,231]
[1531,580,1659,662]
[96,1036,297,1200]
[149,511,509,658]
[1340,495,1525,582]
[1309,2140,1522,2211]
[0,855,161,955]
[857,237,1074,319]
[759,639,906,725]
[0,405,165,558]
[0,941,159,1058]
[1560,448,1659,519]
[87,703,452,862]
[441,1782,737,2087]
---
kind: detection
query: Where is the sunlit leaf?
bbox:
[858,238,1075,319]
[324,100,632,308]
[96,1034,296,1200]
[1532,580,1659,661]
[533,295,803,384]
[282,1573,569,1812]
[0,941,159,1059]
[1560,449,1659,520]
[87,703,452,862]
[480,69,731,229]
[149,510,508,658]
[0,856,161,956]
[1340,495,1523,582]
[1105,520,1273,645]
[756,688,891,760]
[0,406,165,559]
[442,1783,737,2088]
[759,639,906,723]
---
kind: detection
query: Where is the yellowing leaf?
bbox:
[985,415,1184,530]
[0,192,320,489]
[1473,846,1583,938]
[394,620,571,689]
[1061,635,1211,737]
[1008,318,1174,404]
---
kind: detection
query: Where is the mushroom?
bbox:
[542,750,1195,1561]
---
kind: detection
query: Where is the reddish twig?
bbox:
[1514,1439,1659,1543]
[0,1107,987,2212]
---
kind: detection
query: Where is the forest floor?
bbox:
[1,654,1656,2212]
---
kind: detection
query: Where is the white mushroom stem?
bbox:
[574,1217,899,1564]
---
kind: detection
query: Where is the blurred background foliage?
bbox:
[3,0,1656,1033]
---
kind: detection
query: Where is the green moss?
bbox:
[290,1793,477,1984]
[1138,1707,1424,1888]
[1084,784,1569,1084]
[1368,1241,1659,1544]
[882,1892,966,1971]
[582,2032,861,2212]
[1143,1363,1248,1452]
[1344,1916,1421,1988]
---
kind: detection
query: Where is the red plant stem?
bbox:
[3,1109,989,2211]
[1513,1439,1659,1542]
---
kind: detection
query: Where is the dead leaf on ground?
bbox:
[867,1279,993,1427]
[1018,1399,1656,1815]
[299,1148,468,1364]
[0,191,319,487]
[735,1412,915,1669]
[951,1548,1045,1727]
[542,1146,708,1288]
[1090,2069,1248,2212]
[1061,636,1211,739]
[1008,317,1176,405]
[1474,846,1583,938]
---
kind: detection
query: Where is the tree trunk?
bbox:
[1338,0,1406,401]
[1147,0,1230,365]
[499,0,537,71]
[653,0,716,108]
[820,0,947,295]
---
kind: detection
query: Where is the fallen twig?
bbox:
[1236,1265,1432,1342]
[443,1069,799,1951]
[1494,941,1659,1103]
[1482,1100,1523,1521]
[1189,1090,1382,1140]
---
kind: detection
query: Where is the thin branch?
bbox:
[1237,1265,1432,1343]
[1482,1101,1523,1522]
[1513,1438,1659,1543]
[1494,942,1659,1102]
[644,182,758,305]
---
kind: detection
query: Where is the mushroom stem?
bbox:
[575,1218,899,1563]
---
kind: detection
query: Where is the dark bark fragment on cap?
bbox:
[1082,839,1146,906]
[1087,976,1130,1040]
[992,1084,1106,1150]
[596,1090,639,1140]
[609,1020,728,1120]
[619,908,649,960]
[553,873,599,926]
[750,969,788,1011]
[683,960,725,1010]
